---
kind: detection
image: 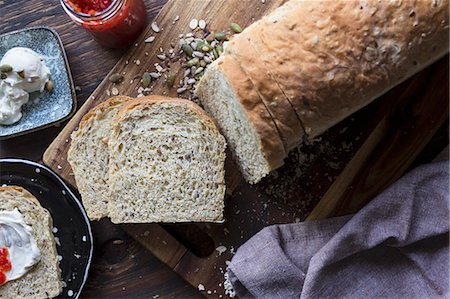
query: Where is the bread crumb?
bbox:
[198,283,205,291]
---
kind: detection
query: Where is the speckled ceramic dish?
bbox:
[0,27,76,140]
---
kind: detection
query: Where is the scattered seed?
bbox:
[135,59,141,65]
[108,73,123,83]
[157,54,166,60]
[213,49,219,59]
[199,19,206,29]
[45,80,54,92]
[216,45,224,55]
[155,65,164,72]
[201,45,212,52]
[187,78,196,85]
[0,64,12,73]
[186,57,199,67]
[165,72,175,88]
[203,56,212,63]
[177,87,187,94]
[184,69,191,77]
[195,67,204,75]
[111,87,119,95]
[193,51,205,58]
[149,72,161,79]
[181,44,194,57]
[142,72,151,87]
[144,36,155,43]
[200,60,207,67]
[231,22,243,33]
[215,32,227,41]
[189,19,199,30]
[190,66,197,76]
[173,15,180,24]
[206,34,215,42]
[151,22,160,33]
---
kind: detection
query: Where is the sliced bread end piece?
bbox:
[67,96,132,220]
[108,96,226,223]
[0,186,62,299]
[196,56,286,184]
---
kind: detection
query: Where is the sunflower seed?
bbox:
[151,22,160,33]
[203,56,212,63]
[195,67,204,74]
[199,19,206,29]
[149,72,161,78]
[144,36,155,43]
[184,69,191,77]
[189,19,198,30]
[193,51,204,58]
[177,87,187,94]
[190,66,197,76]
[187,78,196,85]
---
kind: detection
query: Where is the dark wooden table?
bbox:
[1,1,201,297]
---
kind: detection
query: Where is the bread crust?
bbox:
[240,0,449,137]
[216,55,286,169]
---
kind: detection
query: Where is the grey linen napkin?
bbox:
[228,160,449,298]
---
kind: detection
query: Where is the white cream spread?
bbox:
[0,47,51,125]
[0,82,29,125]
[0,209,41,283]
[1,47,50,93]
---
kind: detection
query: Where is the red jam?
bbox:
[0,248,12,285]
[65,0,113,15]
[62,0,148,48]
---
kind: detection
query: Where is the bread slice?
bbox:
[67,96,132,220]
[196,55,286,183]
[0,186,62,299]
[107,96,226,223]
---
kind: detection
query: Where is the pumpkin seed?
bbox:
[181,44,194,57]
[142,72,151,87]
[230,22,243,33]
[186,57,199,67]
[200,60,207,67]
[165,72,175,88]
[0,64,12,73]
[45,80,54,92]
[201,45,212,52]
[216,45,224,55]
[109,73,123,83]
[17,71,25,79]
[206,34,215,42]
[195,41,205,51]
[215,32,227,41]
[213,49,219,60]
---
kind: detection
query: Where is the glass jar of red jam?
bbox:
[60,0,148,49]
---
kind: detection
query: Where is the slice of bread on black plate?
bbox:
[0,185,62,299]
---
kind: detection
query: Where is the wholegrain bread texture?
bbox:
[108,96,226,223]
[227,0,449,137]
[196,55,286,183]
[0,186,62,299]
[67,96,132,220]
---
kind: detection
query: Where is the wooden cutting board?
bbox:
[43,0,449,297]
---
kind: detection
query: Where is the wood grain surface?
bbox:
[1,0,449,298]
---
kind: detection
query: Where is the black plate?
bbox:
[0,159,93,299]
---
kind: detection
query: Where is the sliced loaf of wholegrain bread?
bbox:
[67,96,132,220]
[196,55,286,184]
[108,96,226,223]
[0,186,62,299]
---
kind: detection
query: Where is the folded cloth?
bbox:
[228,160,449,298]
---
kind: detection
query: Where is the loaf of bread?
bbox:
[0,186,62,299]
[68,96,132,220]
[197,0,449,183]
[107,96,226,223]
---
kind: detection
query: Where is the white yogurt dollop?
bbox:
[0,81,30,125]
[1,47,50,93]
[0,47,51,125]
[0,209,41,283]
